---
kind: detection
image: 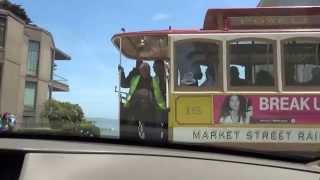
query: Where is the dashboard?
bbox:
[0,138,319,180]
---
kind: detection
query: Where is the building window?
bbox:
[282,38,320,88]
[24,81,37,112]
[50,48,54,80]
[174,39,222,91]
[227,38,276,90]
[0,17,6,48]
[27,41,40,76]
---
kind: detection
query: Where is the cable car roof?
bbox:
[111,29,202,60]
[112,6,320,61]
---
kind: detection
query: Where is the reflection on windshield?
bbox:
[3,0,320,162]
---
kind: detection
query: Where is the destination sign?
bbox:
[174,127,320,143]
[228,15,320,29]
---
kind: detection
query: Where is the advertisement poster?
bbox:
[213,95,320,124]
[173,95,320,143]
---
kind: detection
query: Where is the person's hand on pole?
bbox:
[118,65,124,72]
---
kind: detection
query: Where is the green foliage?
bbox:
[41,99,100,137]
[0,0,32,24]
[78,121,100,137]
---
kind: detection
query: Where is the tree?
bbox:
[42,99,84,128]
[41,99,100,137]
[0,0,32,24]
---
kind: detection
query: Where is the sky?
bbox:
[12,0,259,119]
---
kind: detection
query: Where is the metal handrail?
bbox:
[53,74,68,83]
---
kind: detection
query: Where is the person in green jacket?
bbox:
[124,62,165,110]
[118,59,142,88]
[124,62,166,141]
[153,60,168,142]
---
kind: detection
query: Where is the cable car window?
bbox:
[283,38,320,88]
[228,39,276,89]
[174,39,222,91]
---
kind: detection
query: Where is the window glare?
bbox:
[27,41,40,76]
[174,40,220,90]
[24,82,37,112]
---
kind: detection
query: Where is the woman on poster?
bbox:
[219,95,252,124]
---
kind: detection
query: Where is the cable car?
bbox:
[112,6,320,150]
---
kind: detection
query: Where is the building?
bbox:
[258,0,320,6]
[0,9,70,128]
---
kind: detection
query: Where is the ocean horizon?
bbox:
[87,117,119,138]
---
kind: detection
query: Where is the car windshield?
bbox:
[2,0,320,162]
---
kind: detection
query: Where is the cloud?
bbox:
[152,13,171,21]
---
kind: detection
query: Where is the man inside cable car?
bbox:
[180,51,203,86]
[201,64,216,87]
[307,67,320,85]
[255,70,274,86]
[230,66,247,86]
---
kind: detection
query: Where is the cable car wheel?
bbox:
[131,89,156,141]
